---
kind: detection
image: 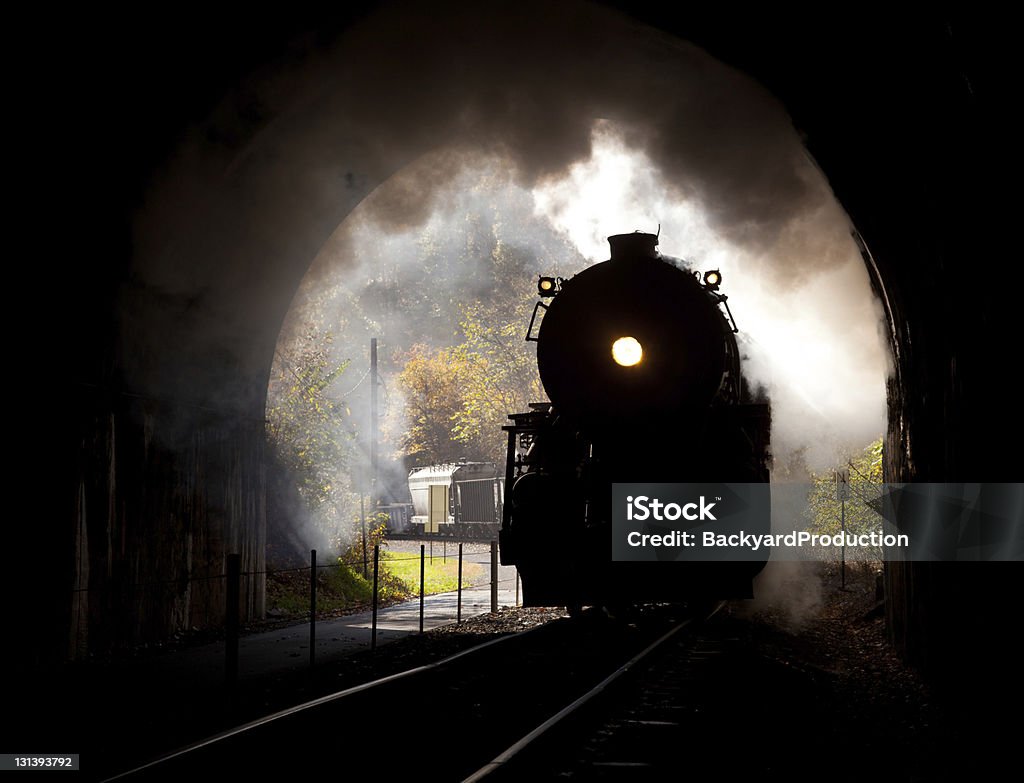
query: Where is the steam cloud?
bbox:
[291,0,888,464]
[322,0,817,246]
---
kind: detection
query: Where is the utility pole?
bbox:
[370,337,379,514]
[359,489,368,578]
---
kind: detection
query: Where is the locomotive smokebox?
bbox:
[608,232,659,261]
[536,238,733,435]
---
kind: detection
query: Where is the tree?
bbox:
[397,343,477,464]
[269,166,589,522]
[266,329,356,539]
[450,297,543,463]
[396,238,549,465]
[804,438,885,561]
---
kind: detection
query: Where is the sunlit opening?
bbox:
[271,122,888,551]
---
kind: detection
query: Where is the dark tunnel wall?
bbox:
[34,4,1017,689]
[678,11,1018,686]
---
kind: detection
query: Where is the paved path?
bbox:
[148,553,521,689]
[65,550,523,779]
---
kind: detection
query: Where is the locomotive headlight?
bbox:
[538,276,557,296]
[703,269,722,289]
[611,336,643,367]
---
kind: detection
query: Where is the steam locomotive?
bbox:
[498,232,771,608]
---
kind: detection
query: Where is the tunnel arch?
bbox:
[55,3,1015,693]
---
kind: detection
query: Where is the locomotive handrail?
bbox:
[525,301,548,342]
[713,292,739,333]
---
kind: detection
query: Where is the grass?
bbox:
[382,549,484,594]
[265,548,485,618]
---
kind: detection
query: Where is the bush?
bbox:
[265,519,412,619]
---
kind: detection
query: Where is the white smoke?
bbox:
[532,124,889,471]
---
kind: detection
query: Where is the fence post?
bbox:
[490,540,498,613]
[457,543,463,623]
[371,544,380,650]
[225,554,240,696]
[841,491,847,590]
[309,549,317,669]
[419,544,425,634]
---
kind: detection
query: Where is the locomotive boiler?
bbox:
[499,232,771,608]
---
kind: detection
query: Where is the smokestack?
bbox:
[608,232,659,261]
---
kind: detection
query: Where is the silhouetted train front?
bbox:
[499,232,770,607]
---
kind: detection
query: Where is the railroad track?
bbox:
[463,602,723,782]
[464,602,843,782]
[103,604,711,782]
